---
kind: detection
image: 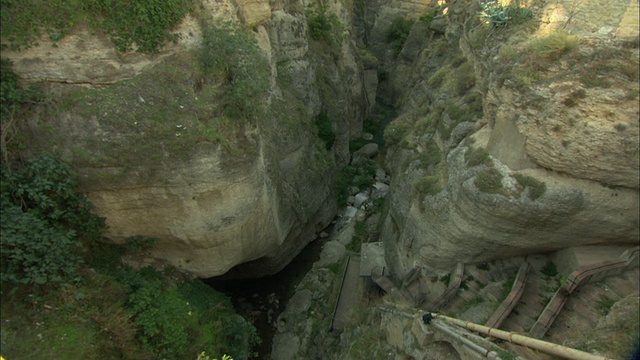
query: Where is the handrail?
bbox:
[434,313,612,360]
[329,255,352,333]
[529,246,639,338]
[426,262,465,311]
[485,261,530,328]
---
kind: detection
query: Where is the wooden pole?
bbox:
[434,314,611,360]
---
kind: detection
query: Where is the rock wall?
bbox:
[3,0,366,278]
[379,0,640,277]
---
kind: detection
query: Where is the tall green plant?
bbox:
[477,1,533,28]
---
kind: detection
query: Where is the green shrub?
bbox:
[385,17,414,55]
[513,174,546,200]
[384,119,411,146]
[420,7,440,26]
[475,168,504,194]
[315,110,335,150]
[0,155,105,287]
[540,260,558,277]
[126,235,158,255]
[199,20,270,120]
[349,138,368,153]
[85,0,194,53]
[454,62,476,96]
[428,66,449,88]
[413,176,441,197]
[417,142,442,169]
[307,4,342,42]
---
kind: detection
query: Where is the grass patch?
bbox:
[475,168,504,194]
[529,31,579,60]
[596,295,616,315]
[1,0,194,53]
[513,174,546,200]
[85,0,194,53]
[416,142,442,170]
[46,26,270,168]
[413,176,441,198]
[52,53,231,166]
[454,61,476,96]
[500,274,517,300]
[384,117,412,146]
[466,147,493,167]
[574,45,639,88]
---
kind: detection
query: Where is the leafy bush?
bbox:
[386,17,414,55]
[315,110,335,150]
[200,19,270,120]
[475,168,504,194]
[514,174,546,200]
[84,0,194,53]
[477,1,533,28]
[0,155,105,287]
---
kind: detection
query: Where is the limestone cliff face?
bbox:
[4,0,365,278]
[379,0,640,277]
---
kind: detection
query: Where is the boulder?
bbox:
[235,0,271,28]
